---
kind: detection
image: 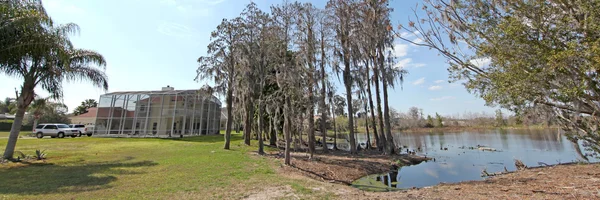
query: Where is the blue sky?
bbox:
[0,0,498,117]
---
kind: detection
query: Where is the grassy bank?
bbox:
[0,134,335,199]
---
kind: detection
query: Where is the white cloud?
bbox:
[434,80,445,84]
[204,0,227,5]
[157,21,193,39]
[412,63,426,68]
[430,96,456,101]
[160,0,225,15]
[428,85,442,91]
[412,77,425,85]
[411,38,424,45]
[399,31,411,38]
[391,43,409,57]
[393,58,412,69]
[469,57,492,68]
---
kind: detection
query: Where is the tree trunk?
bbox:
[3,105,26,159]
[269,113,277,146]
[224,86,234,149]
[258,101,265,155]
[243,98,253,145]
[33,118,39,130]
[3,83,34,159]
[330,97,338,150]
[380,48,395,155]
[373,56,387,152]
[307,93,316,159]
[343,68,357,154]
[366,62,381,151]
[364,103,371,149]
[284,97,292,165]
[319,36,328,154]
[298,113,304,152]
[254,119,259,141]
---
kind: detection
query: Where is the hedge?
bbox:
[0,122,33,132]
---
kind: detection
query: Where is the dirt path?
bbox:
[267,150,430,184]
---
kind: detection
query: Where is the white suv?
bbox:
[68,124,91,137]
[33,124,79,138]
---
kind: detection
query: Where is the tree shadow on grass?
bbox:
[0,157,158,195]
[162,134,244,143]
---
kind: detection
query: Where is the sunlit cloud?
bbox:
[470,57,492,68]
[428,85,442,91]
[430,96,455,101]
[157,21,193,39]
[412,77,425,85]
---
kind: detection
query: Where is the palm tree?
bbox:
[0,0,53,55]
[0,98,15,114]
[2,2,108,159]
[29,97,68,128]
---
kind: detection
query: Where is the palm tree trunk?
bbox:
[224,86,234,149]
[3,82,34,159]
[3,101,27,159]
[373,56,387,152]
[33,118,39,130]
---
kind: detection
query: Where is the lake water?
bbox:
[350,129,597,191]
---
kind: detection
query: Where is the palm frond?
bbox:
[63,65,109,91]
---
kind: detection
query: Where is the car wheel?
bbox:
[36,132,43,139]
[57,132,65,138]
[78,132,82,137]
[87,133,92,137]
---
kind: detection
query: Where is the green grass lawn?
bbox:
[0,133,334,199]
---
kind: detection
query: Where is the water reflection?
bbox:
[352,129,597,190]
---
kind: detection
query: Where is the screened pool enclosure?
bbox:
[93,87,221,137]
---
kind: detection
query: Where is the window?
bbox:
[57,124,69,129]
[152,123,157,130]
[75,125,85,128]
[140,104,147,112]
[46,125,57,129]
[35,125,45,129]
[135,123,140,129]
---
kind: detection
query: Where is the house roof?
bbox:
[101,89,221,105]
[74,107,135,118]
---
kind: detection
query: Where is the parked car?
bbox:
[32,123,79,138]
[68,124,91,137]
[85,125,94,136]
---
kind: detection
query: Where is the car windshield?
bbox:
[57,124,69,128]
